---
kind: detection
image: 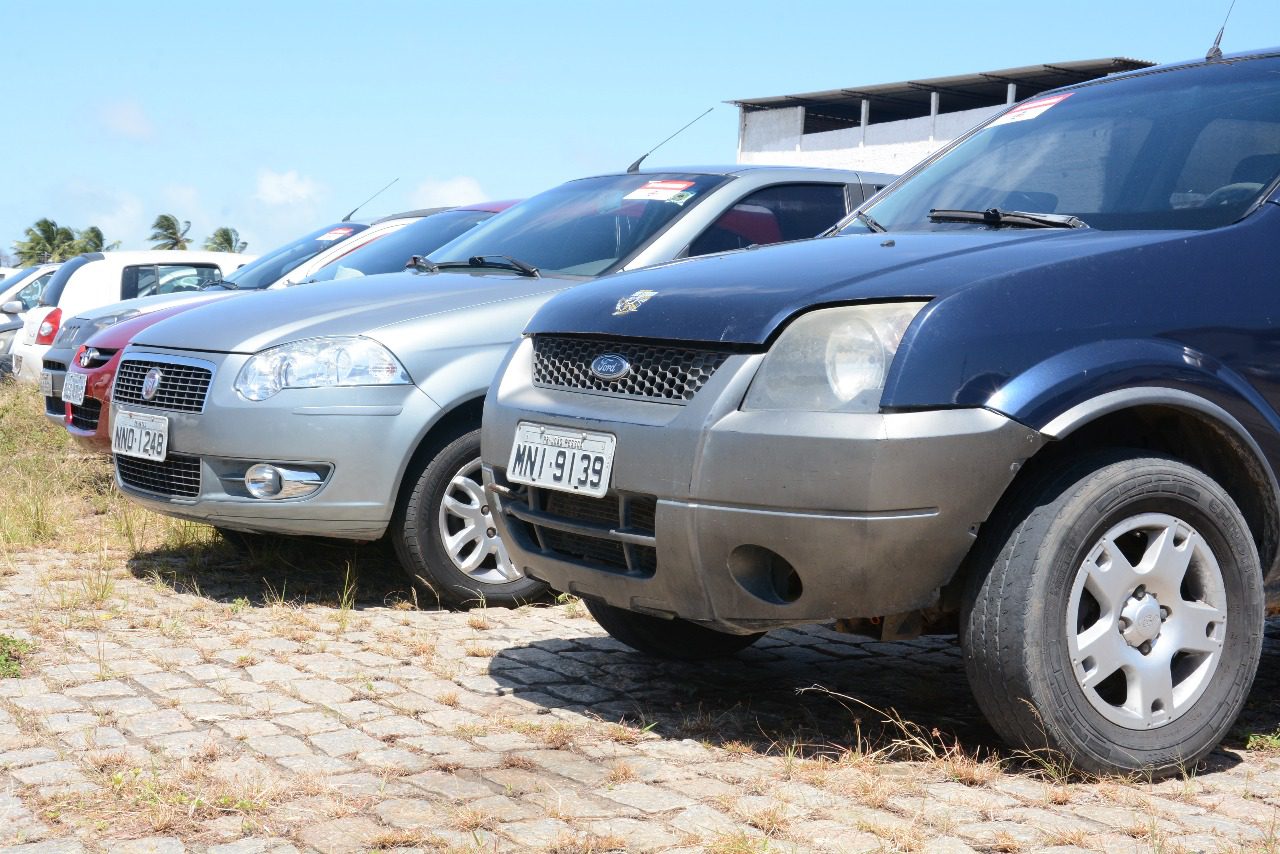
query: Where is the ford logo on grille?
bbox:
[141,367,163,401]
[590,353,631,381]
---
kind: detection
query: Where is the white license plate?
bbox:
[39,370,52,396]
[112,410,170,462]
[507,422,616,498]
[62,371,87,406]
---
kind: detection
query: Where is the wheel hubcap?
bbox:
[437,457,522,585]
[1066,513,1227,730]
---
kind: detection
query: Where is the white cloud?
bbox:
[254,169,323,206]
[410,176,487,209]
[98,100,154,141]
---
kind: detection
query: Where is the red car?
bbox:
[64,296,233,453]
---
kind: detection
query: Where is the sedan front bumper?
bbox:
[111,347,443,540]
[482,338,1044,634]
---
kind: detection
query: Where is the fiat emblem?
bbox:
[590,353,631,381]
[141,367,163,401]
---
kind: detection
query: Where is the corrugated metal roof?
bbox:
[732,58,1154,127]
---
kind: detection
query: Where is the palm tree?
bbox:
[12,218,77,264]
[204,227,247,253]
[71,226,120,254]
[149,214,191,250]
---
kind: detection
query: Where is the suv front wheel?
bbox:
[393,429,549,609]
[962,451,1264,777]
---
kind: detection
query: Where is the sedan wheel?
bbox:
[437,458,519,585]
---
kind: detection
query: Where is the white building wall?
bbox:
[738,104,1005,174]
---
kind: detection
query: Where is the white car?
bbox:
[12,251,252,384]
[0,266,21,280]
[0,264,60,354]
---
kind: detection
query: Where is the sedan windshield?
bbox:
[306,209,497,282]
[844,57,1280,233]
[430,173,727,277]
[220,223,370,290]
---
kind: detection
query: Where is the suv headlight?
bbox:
[743,302,927,413]
[234,336,411,401]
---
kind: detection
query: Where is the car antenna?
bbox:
[626,107,714,173]
[1205,0,1238,60]
[342,178,399,222]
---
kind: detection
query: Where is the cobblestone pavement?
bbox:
[0,542,1278,853]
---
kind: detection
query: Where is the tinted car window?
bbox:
[15,271,54,309]
[432,174,729,277]
[845,58,1280,232]
[39,255,97,306]
[307,210,496,283]
[124,264,222,298]
[218,223,370,290]
[688,183,847,257]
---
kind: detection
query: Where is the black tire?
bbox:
[584,598,764,660]
[392,429,549,610]
[962,450,1264,777]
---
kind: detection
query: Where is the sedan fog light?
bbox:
[245,464,283,498]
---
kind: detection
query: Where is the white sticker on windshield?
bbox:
[625,180,695,201]
[988,93,1073,127]
[316,227,356,242]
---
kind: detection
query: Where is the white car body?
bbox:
[12,251,252,383]
[0,267,20,280]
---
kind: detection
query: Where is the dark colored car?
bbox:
[481,49,1280,775]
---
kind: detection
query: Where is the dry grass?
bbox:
[546,832,628,854]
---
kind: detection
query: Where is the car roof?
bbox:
[1045,46,1280,96]
[575,164,884,182]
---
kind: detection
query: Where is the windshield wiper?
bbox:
[928,208,1088,229]
[423,255,540,278]
[854,210,887,233]
[201,281,237,290]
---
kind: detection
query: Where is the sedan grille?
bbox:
[533,336,730,403]
[114,359,212,413]
[68,398,102,431]
[116,453,202,498]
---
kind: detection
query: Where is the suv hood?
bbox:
[524,228,1206,346]
[133,269,573,354]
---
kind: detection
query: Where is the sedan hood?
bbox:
[133,269,573,354]
[525,228,1204,345]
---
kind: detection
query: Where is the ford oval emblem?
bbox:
[590,353,631,382]
[141,367,163,401]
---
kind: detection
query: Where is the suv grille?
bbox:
[114,360,212,412]
[499,480,657,577]
[533,336,730,403]
[117,453,202,498]
[68,398,102,431]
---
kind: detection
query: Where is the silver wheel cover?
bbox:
[1067,512,1228,730]
[436,457,521,585]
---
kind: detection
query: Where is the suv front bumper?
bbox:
[482,338,1044,634]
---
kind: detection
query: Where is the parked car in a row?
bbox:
[11,251,252,385]
[481,48,1280,777]
[59,201,515,447]
[106,165,889,608]
[0,263,59,353]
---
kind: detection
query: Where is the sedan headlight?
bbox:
[743,302,927,412]
[234,336,411,401]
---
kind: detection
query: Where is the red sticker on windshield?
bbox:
[625,180,696,201]
[316,227,356,242]
[989,93,1073,127]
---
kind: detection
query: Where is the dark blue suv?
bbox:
[481,49,1280,776]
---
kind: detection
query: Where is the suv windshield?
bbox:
[307,209,497,283]
[844,57,1280,233]
[430,173,728,277]
[219,223,370,290]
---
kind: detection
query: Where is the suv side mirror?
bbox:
[1,301,22,315]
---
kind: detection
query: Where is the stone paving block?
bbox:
[245,734,311,757]
[10,695,80,715]
[496,817,574,849]
[109,839,184,854]
[240,692,310,715]
[245,661,304,684]
[0,841,85,854]
[309,728,384,757]
[358,747,431,774]
[398,734,473,755]
[295,817,384,854]
[58,726,126,751]
[329,699,388,722]
[11,761,86,786]
[404,769,495,800]
[121,709,192,737]
[918,835,981,854]
[594,781,695,814]
[275,753,355,776]
[86,696,157,715]
[373,797,444,829]
[217,720,282,739]
[360,714,430,738]
[291,680,353,706]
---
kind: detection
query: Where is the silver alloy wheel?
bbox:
[437,457,521,584]
[1067,512,1228,730]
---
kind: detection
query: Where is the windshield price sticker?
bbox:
[625,180,696,202]
[989,93,1073,127]
[316,227,355,242]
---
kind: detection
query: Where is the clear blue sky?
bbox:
[2,0,1276,259]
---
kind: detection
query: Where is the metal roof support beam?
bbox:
[1007,83,1017,104]
[860,98,869,147]
[930,91,940,142]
